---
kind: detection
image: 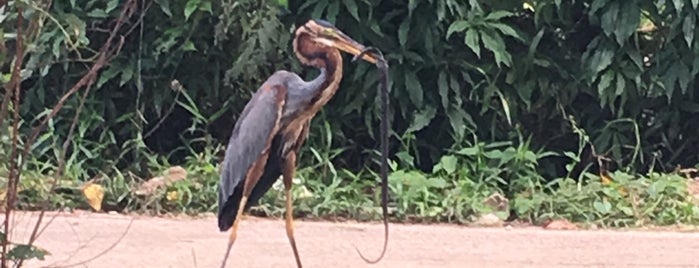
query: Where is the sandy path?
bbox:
[3,211,698,268]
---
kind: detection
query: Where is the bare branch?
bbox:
[2,5,25,267]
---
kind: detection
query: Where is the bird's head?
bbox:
[294,19,379,64]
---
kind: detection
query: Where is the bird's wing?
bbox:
[218,83,287,231]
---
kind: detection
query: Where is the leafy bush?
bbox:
[2,0,699,230]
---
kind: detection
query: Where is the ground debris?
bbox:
[543,219,578,230]
[133,166,187,196]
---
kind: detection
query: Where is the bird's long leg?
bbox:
[220,196,248,268]
[220,153,269,268]
[283,153,302,268]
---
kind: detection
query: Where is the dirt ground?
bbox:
[4,211,699,268]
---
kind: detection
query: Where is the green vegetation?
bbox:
[2,0,699,239]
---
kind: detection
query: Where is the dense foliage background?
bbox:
[2,0,699,226]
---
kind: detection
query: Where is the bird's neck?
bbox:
[306,49,343,109]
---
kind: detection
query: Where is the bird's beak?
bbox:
[330,32,379,64]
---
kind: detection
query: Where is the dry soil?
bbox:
[4,211,699,268]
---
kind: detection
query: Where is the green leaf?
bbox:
[446,105,472,139]
[613,2,640,45]
[447,20,470,39]
[404,71,424,107]
[97,66,120,88]
[615,72,626,96]
[106,0,119,13]
[694,0,699,9]
[398,19,410,47]
[438,71,449,109]
[673,0,685,15]
[480,28,511,67]
[277,0,289,8]
[184,0,199,20]
[598,70,614,95]
[405,106,436,134]
[408,0,419,17]
[600,2,619,37]
[342,0,359,21]
[683,14,696,47]
[587,40,614,77]
[199,1,212,13]
[120,65,134,86]
[489,22,525,42]
[495,90,512,126]
[590,0,610,15]
[457,147,479,156]
[593,200,611,214]
[464,28,481,58]
[678,62,691,94]
[182,40,197,51]
[326,1,340,23]
[311,1,328,19]
[485,10,515,21]
[7,244,49,261]
[439,155,458,174]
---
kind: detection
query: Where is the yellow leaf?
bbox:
[166,190,179,201]
[600,173,613,185]
[82,182,104,212]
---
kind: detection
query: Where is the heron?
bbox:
[217,19,382,268]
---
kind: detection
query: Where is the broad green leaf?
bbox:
[326,1,340,22]
[199,1,213,14]
[673,0,684,15]
[678,62,691,94]
[446,105,472,139]
[404,71,424,107]
[405,106,436,134]
[342,0,359,21]
[464,28,481,58]
[311,1,328,18]
[588,41,614,76]
[439,155,458,174]
[480,29,511,67]
[662,63,679,100]
[447,20,470,39]
[683,14,696,47]
[458,147,479,156]
[120,65,134,86]
[600,2,619,37]
[184,0,199,20]
[613,2,640,45]
[590,0,610,15]
[694,0,699,9]
[593,200,611,214]
[86,9,109,18]
[182,40,197,51]
[97,66,120,88]
[106,0,119,13]
[615,72,625,96]
[398,19,410,47]
[485,10,514,21]
[277,0,289,8]
[489,22,525,42]
[598,70,614,95]
[436,0,446,21]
